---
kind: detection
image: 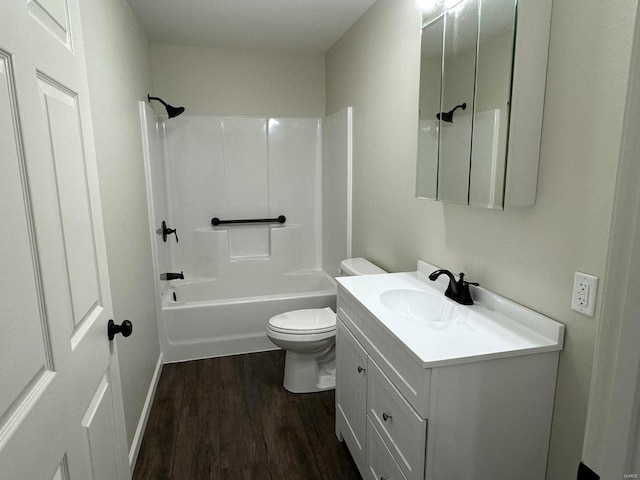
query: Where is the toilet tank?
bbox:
[339,258,386,276]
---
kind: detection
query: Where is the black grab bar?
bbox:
[211,215,286,226]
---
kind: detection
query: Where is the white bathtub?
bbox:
[161,271,337,362]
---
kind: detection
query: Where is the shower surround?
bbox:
[140,104,351,362]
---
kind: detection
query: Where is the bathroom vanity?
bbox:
[335,262,564,480]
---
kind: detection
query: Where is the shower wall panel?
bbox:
[162,116,322,278]
[268,118,322,269]
[164,116,225,276]
[322,108,352,276]
[223,118,269,219]
[140,104,170,277]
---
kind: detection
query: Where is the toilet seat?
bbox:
[268,307,336,335]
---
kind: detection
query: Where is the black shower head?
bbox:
[436,102,467,123]
[165,104,185,118]
[147,95,185,118]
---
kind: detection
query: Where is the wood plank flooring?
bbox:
[133,350,361,480]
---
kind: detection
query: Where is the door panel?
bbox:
[0,50,53,422]
[81,373,126,480]
[37,74,101,331]
[27,0,73,49]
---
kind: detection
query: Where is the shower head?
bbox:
[436,102,466,123]
[147,95,185,118]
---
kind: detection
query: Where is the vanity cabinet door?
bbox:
[336,319,368,472]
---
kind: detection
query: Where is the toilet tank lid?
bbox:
[339,258,386,276]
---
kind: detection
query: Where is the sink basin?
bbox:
[379,289,460,324]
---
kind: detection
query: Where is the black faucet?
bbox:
[160,271,184,281]
[428,269,478,305]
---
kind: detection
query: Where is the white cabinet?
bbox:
[335,284,560,480]
[336,307,428,480]
[416,0,553,208]
[335,320,368,472]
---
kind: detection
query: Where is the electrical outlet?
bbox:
[571,272,598,317]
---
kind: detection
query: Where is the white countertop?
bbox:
[336,261,565,368]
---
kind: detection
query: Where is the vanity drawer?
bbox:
[367,359,426,480]
[366,418,408,480]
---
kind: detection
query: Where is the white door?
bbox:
[0,0,130,479]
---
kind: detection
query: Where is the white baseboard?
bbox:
[128,352,164,473]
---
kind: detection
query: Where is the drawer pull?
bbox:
[357,365,366,374]
[382,412,392,422]
[381,477,390,480]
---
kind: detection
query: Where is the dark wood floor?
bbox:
[132,350,362,480]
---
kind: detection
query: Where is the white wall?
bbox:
[325,0,636,478]
[150,44,326,117]
[79,0,160,453]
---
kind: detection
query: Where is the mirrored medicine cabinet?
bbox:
[416,0,552,209]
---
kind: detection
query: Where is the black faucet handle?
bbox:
[458,272,478,286]
[161,220,179,243]
[430,270,478,305]
[453,273,475,305]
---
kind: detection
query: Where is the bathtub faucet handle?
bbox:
[160,220,179,243]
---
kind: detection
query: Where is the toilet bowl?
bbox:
[267,307,337,393]
[266,258,386,393]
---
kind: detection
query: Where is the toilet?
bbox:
[266,258,386,393]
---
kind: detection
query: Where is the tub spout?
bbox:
[160,271,184,281]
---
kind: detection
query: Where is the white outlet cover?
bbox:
[571,271,598,317]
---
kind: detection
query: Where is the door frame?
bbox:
[582,3,640,476]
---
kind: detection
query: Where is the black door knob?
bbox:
[108,319,133,341]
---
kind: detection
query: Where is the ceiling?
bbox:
[126,0,377,53]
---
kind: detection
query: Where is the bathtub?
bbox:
[161,270,337,362]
